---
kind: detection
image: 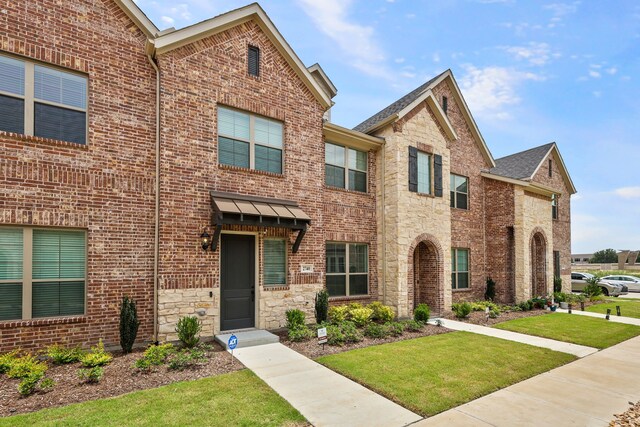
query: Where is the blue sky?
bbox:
[134,0,640,253]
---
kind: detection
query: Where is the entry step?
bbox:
[215,329,280,350]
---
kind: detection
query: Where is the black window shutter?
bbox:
[434,154,443,197]
[408,146,418,192]
[248,46,260,76]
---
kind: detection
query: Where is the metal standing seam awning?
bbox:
[209,191,312,253]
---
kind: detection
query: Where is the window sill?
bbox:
[263,285,289,291]
[0,131,88,150]
[451,207,470,211]
[0,315,87,329]
[452,288,472,293]
[218,163,284,178]
[329,294,371,302]
[324,185,372,197]
[415,192,435,199]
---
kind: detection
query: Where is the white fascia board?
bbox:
[114,0,160,38]
[481,172,555,197]
[308,63,338,98]
[323,122,384,151]
[152,4,332,109]
[528,143,578,195]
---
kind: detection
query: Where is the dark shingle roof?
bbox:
[353,71,447,133]
[489,143,555,180]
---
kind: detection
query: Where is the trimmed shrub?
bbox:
[0,350,20,374]
[413,303,430,322]
[80,340,112,368]
[326,324,345,346]
[328,306,349,323]
[554,276,563,293]
[134,343,175,371]
[349,307,373,327]
[347,302,364,312]
[168,347,208,371]
[176,316,202,348]
[402,319,425,332]
[368,302,394,323]
[285,309,306,329]
[314,290,329,324]
[7,354,47,380]
[386,322,405,337]
[288,325,314,342]
[39,377,55,392]
[484,277,496,301]
[78,366,104,383]
[553,292,566,303]
[583,279,603,298]
[119,296,140,354]
[452,302,472,318]
[18,373,45,396]
[364,323,389,339]
[45,344,84,365]
[340,321,364,343]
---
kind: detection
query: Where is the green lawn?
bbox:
[317,331,575,416]
[586,300,640,319]
[495,313,640,349]
[0,370,306,427]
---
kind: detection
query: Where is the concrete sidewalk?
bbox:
[556,308,640,325]
[232,343,421,427]
[433,318,597,357]
[414,335,640,426]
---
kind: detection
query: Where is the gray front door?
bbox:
[221,234,255,331]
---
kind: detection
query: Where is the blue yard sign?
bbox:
[228,334,238,350]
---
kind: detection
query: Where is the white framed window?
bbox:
[326,242,368,297]
[417,151,431,194]
[264,239,286,286]
[450,174,469,209]
[0,54,88,144]
[451,248,469,290]
[552,194,558,220]
[218,106,283,174]
[325,142,367,192]
[0,227,86,321]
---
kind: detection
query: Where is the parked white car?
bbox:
[571,272,628,296]
[600,275,640,293]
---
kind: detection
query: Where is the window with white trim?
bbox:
[552,194,558,220]
[0,54,88,144]
[218,106,283,174]
[451,248,469,290]
[325,142,367,192]
[417,151,431,194]
[0,227,86,321]
[450,174,468,209]
[326,243,368,297]
[264,239,286,286]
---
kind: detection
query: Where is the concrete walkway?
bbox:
[232,343,422,427]
[414,335,640,426]
[556,308,640,325]
[433,318,597,357]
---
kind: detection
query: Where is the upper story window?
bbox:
[0,227,86,321]
[218,106,283,174]
[408,146,443,196]
[552,194,558,219]
[0,54,87,144]
[248,46,260,77]
[325,142,367,193]
[442,96,448,115]
[548,159,553,177]
[450,174,469,210]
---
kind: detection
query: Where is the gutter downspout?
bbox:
[146,42,160,343]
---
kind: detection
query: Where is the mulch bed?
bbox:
[0,342,243,418]
[276,324,452,359]
[611,400,640,426]
[442,308,550,326]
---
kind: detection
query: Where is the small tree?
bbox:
[484,277,496,301]
[589,249,618,263]
[119,296,140,354]
[553,276,562,293]
[314,289,329,324]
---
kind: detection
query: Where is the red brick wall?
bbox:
[0,0,156,351]
[432,82,491,302]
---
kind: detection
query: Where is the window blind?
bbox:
[264,239,286,285]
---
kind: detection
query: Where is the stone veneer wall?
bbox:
[376,102,453,318]
[514,189,554,301]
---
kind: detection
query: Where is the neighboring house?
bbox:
[571,254,594,264]
[0,0,576,350]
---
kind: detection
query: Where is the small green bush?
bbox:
[485,277,496,301]
[452,302,472,318]
[364,323,389,339]
[368,302,394,323]
[349,307,373,327]
[553,292,566,303]
[314,290,329,324]
[18,373,45,396]
[78,366,104,383]
[7,354,47,380]
[45,344,84,365]
[488,309,499,319]
[402,319,425,332]
[347,302,364,312]
[288,325,314,342]
[414,303,431,322]
[340,321,364,343]
[134,343,175,370]
[385,322,405,337]
[285,309,306,329]
[176,316,202,348]
[589,294,606,302]
[583,279,603,298]
[39,377,55,392]
[554,276,563,293]
[80,339,113,368]
[168,347,208,371]
[328,306,349,323]
[0,350,19,374]
[326,324,345,346]
[119,296,140,354]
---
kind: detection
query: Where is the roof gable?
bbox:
[113,0,160,38]
[354,70,495,167]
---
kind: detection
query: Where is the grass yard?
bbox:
[317,331,575,417]
[495,313,640,349]
[0,370,306,427]
[586,300,640,319]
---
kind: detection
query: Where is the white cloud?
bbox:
[394,57,405,64]
[459,65,544,121]
[161,16,175,25]
[592,91,602,98]
[589,70,601,78]
[297,0,392,80]
[615,187,640,199]
[544,1,580,27]
[432,52,441,63]
[606,67,618,75]
[502,42,557,66]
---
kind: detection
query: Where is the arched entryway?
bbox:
[530,230,547,297]
[407,234,444,315]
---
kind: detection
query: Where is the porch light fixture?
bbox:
[200,228,212,250]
